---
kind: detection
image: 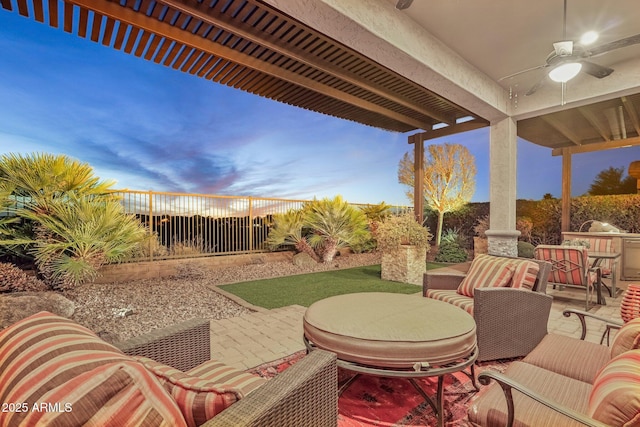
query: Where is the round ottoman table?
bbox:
[303,292,478,427]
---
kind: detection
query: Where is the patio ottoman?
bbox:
[303,292,477,369]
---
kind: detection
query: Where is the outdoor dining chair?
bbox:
[534,245,603,311]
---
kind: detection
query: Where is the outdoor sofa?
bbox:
[423,254,552,361]
[0,312,338,427]
[468,309,640,426]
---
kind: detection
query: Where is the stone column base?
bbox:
[485,229,520,257]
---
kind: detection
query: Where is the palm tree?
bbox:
[304,196,369,263]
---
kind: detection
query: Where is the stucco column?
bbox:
[486,117,520,257]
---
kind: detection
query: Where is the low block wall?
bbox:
[94,252,294,284]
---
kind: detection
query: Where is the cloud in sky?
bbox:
[1,10,639,207]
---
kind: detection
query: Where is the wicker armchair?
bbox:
[115,319,338,427]
[423,257,552,361]
[469,309,639,427]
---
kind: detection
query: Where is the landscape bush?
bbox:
[434,241,468,263]
[0,262,47,293]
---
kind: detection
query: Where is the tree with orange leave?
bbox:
[398,143,476,245]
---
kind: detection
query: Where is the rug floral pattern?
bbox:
[249,352,515,427]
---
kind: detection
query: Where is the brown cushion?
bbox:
[304,292,476,368]
[510,259,540,290]
[610,318,640,359]
[457,255,515,297]
[522,333,611,383]
[468,361,592,427]
[137,357,266,427]
[425,289,474,315]
[0,311,185,426]
[588,349,640,426]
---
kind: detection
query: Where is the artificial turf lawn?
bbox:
[219,263,448,309]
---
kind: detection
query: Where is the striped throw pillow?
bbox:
[610,318,640,359]
[510,260,540,290]
[457,255,515,297]
[0,311,186,427]
[137,357,266,427]
[588,349,640,426]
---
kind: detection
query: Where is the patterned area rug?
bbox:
[249,352,515,427]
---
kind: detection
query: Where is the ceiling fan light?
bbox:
[580,31,599,45]
[549,62,582,82]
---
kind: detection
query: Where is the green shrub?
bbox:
[434,241,468,263]
[517,241,535,259]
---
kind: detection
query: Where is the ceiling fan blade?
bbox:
[499,64,548,81]
[580,61,614,78]
[525,75,547,96]
[588,33,640,57]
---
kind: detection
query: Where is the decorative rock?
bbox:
[0,292,76,329]
[292,252,318,267]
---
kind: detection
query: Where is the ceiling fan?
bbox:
[501,0,640,96]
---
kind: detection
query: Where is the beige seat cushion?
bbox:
[304,292,476,368]
[468,361,592,427]
[522,334,611,383]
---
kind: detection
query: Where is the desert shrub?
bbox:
[374,212,432,252]
[434,241,468,263]
[517,241,535,259]
[0,262,48,293]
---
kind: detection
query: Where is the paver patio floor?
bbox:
[210,278,632,370]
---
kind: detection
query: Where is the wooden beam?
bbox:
[412,133,424,224]
[578,106,610,142]
[161,0,456,125]
[561,149,571,233]
[552,135,640,156]
[622,96,640,136]
[67,0,428,129]
[540,115,583,146]
[407,119,488,143]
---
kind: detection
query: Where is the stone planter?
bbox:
[381,245,426,286]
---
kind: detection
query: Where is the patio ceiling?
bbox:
[0,0,486,135]
[518,93,640,156]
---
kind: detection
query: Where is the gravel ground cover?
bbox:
[64,252,381,342]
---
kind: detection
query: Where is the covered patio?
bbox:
[3,0,639,252]
[2,1,640,426]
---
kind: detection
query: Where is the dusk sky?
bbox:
[2,10,639,206]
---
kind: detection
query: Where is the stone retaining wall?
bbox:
[94,252,293,283]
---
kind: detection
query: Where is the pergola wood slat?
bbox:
[101,16,115,46]
[32,0,44,22]
[77,4,88,38]
[48,0,57,27]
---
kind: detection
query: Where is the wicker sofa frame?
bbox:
[115,318,338,427]
[423,257,552,362]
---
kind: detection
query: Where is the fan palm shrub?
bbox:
[0,153,146,288]
[305,196,370,263]
[266,209,320,262]
[266,196,370,263]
